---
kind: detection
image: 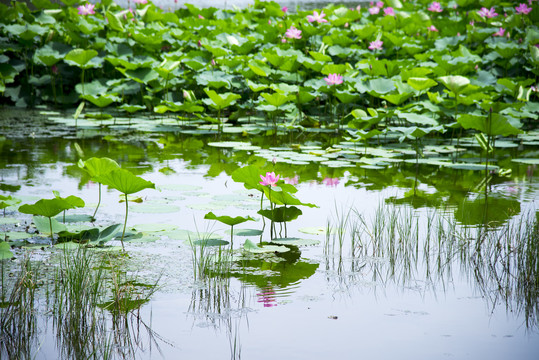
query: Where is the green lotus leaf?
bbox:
[204,212,256,226]
[78,157,120,179]
[203,88,241,109]
[261,92,293,107]
[438,75,470,94]
[0,242,14,260]
[95,169,155,195]
[64,49,98,68]
[457,114,522,136]
[81,94,120,108]
[19,198,76,218]
[262,188,317,208]
[407,77,437,91]
[33,215,67,234]
[105,10,124,32]
[258,206,302,223]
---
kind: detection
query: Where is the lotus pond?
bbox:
[1,0,539,359]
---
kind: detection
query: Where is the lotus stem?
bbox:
[49,216,53,245]
[92,183,102,220]
[120,193,128,251]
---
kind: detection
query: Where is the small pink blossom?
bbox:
[282,6,288,13]
[376,1,384,7]
[383,7,395,16]
[77,3,95,16]
[198,14,204,19]
[260,172,280,187]
[281,38,287,43]
[428,2,442,12]
[307,10,328,23]
[493,27,505,37]
[322,177,340,187]
[285,26,302,39]
[477,7,498,18]
[515,3,532,14]
[368,40,383,50]
[324,73,343,86]
[368,6,380,15]
[428,25,438,32]
[133,0,148,3]
[469,20,474,26]
[356,5,362,12]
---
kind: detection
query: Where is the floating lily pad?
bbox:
[243,239,289,253]
[2,231,32,241]
[192,239,229,246]
[298,227,337,235]
[511,158,539,165]
[225,228,263,236]
[271,238,320,246]
[0,217,19,225]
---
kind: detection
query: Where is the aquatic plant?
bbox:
[78,157,120,220]
[18,196,85,243]
[94,169,155,250]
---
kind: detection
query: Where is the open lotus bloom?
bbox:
[477,7,498,18]
[260,172,280,187]
[285,26,302,39]
[515,3,532,15]
[77,3,95,15]
[307,10,328,23]
[324,73,343,86]
[428,2,443,12]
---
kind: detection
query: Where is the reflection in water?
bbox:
[324,203,539,329]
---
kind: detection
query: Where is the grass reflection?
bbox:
[324,203,539,329]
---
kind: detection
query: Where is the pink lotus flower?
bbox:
[493,27,506,37]
[428,25,438,32]
[260,172,280,187]
[376,1,384,7]
[322,177,340,187]
[427,2,442,12]
[324,73,343,86]
[285,26,302,39]
[383,7,395,16]
[133,0,148,3]
[77,3,95,16]
[198,14,204,19]
[469,20,475,26]
[515,3,532,14]
[282,6,288,13]
[307,10,328,23]
[368,6,380,15]
[285,175,299,185]
[477,7,498,18]
[368,40,383,50]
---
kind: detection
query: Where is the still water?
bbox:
[0,108,538,359]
